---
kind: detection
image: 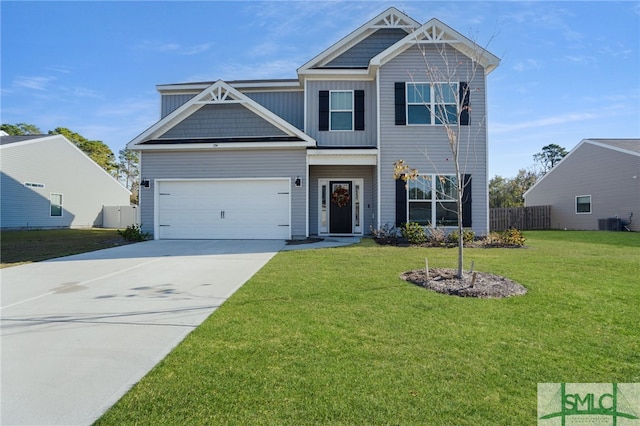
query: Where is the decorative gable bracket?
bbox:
[196,85,242,104]
[372,10,416,28]
[414,23,459,43]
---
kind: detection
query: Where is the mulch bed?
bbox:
[401,268,527,298]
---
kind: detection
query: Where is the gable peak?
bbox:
[372,8,417,28]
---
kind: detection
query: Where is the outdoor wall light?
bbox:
[295,176,302,187]
[141,178,150,188]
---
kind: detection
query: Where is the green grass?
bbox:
[96,231,640,425]
[0,228,129,268]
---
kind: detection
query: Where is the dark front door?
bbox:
[329,181,352,234]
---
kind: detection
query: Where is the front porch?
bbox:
[307,149,377,237]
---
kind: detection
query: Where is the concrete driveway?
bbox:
[1,239,285,426]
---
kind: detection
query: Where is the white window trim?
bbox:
[50,193,63,217]
[575,194,592,214]
[407,174,458,227]
[329,90,354,132]
[406,82,458,126]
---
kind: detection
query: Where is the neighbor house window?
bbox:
[576,195,591,214]
[407,82,458,125]
[50,193,63,217]
[330,91,353,131]
[408,175,458,226]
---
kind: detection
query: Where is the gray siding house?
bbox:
[524,139,640,231]
[127,8,500,240]
[1,134,131,229]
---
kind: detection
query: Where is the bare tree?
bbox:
[394,28,496,278]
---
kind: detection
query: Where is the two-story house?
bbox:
[127,7,500,240]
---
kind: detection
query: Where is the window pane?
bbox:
[407,105,430,124]
[409,202,432,225]
[408,176,432,200]
[321,185,327,228]
[407,83,430,103]
[330,91,352,110]
[434,105,458,124]
[576,196,591,213]
[436,175,457,200]
[331,111,353,130]
[50,193,62,217]
[435,83,457,103]
[436,202,457,226]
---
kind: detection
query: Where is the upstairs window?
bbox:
[407,82,458,125]
[318,90,365,131]
[330,91,353,131]
[395,82,469,126]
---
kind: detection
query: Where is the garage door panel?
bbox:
[157,179,290,240]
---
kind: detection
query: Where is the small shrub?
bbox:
[447,229,476,245]
[401,222,427,245]
[486,229,525,247]
[426,225,447,246]
[117,224,150,242]
[501,228,526,246]
[371,223,400,245]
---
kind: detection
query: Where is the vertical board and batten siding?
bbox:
[306,80,377,147]
[245,91,304,130]
[139,149,307,237]
[324,28,410,68]
[308,165,375,235]
[524,143,640,231]
[1,138,130,228]
[159,104,287,139]
[161,94,197,118]
[161,91,304,129]
[377,44,489,234]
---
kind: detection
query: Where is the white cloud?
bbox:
[513,59,541,72]
[563,55,595,64]
[13,76,55,91]
[134,40,212,55]
[222,59,301,80]
[492,112,597,134]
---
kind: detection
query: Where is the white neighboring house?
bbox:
[524,139,640,231]
[1,134,131,229]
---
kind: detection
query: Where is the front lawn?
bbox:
[96,231,640,425]
[0,228,129,268]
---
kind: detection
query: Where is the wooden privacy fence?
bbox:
[490,205,551,231]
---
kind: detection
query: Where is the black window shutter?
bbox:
[395,178,407,226]
[459,82,470,126]
[319,91,329,131]
[354,90,365,131]
[462,174,472,227]
[394,82,406,125]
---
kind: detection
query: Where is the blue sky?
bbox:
[1,1,638,178]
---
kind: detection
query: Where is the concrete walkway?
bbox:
[0,240,286,426]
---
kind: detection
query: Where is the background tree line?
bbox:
[1,122,139,204]
[490,143,568,208]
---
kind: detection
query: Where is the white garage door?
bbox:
[156,179,290,239]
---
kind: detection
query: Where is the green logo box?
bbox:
[538,383,640,425]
